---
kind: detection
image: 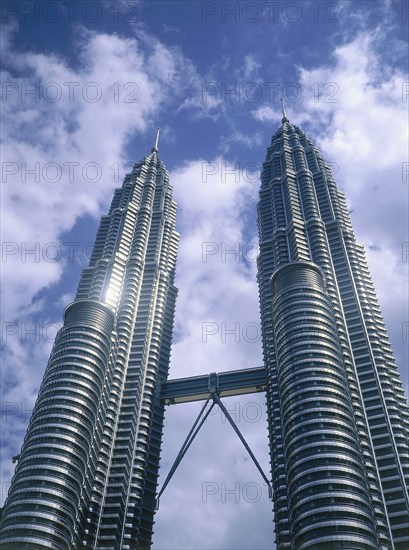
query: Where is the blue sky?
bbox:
[1,1,408,548]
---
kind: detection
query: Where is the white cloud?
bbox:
[251,105,281,123]
[241,54,262,81]
[170,156,261,376]
[0,23,206,322]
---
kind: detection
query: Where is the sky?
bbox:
[0,0,408,548]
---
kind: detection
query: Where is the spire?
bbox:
[280,98,289,124]
[151,127,160,153]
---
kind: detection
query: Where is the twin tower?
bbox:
[1,111,409,549]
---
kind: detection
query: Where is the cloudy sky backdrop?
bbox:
[1,1,408,548]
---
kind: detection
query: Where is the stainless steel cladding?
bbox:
[0,147,179,550]
[257,118,409,549]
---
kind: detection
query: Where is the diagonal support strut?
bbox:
[156,381,272,509]
[156,396,215,509]
[211,392,273,498]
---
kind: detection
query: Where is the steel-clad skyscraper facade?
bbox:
[1,111,409,550]
[257,106,409,549]
[0,136,179,550]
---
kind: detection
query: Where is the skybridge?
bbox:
[160,366,267,404]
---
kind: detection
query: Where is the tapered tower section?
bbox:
[257,109,409,549]
[0,134,179,550]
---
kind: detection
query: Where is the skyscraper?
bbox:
[1,109,409,550]
[257,102,409,549]
[0,131,180,549]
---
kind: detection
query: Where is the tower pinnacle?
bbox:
[152,127,160,152]
[280,97,289,124]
